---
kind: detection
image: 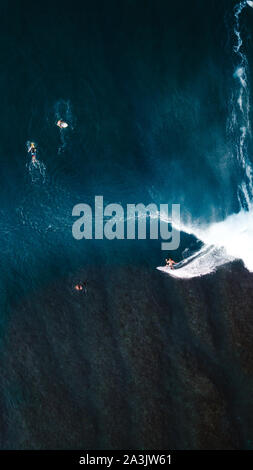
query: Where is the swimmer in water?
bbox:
[57,119,68,129]
[75,284,83,291]
[165,258,176,269]
[74,281,88,293]
[28,142,37,163]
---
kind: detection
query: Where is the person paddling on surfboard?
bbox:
[165,258,176,269]
[57,119,68,129]
[28,142,37,163]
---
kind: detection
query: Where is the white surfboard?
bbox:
[61,122,68,128]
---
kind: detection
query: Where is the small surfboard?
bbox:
[57,120,68,129]
[60,122,68,128]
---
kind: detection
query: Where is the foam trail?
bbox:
[27,159,46,184]
[157,246,234,279]
[230,0,253,208]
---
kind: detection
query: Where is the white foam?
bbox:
[196,209,253,272]
[232,2,253,206]
[28,159,46,184]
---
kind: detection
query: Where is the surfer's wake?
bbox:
[157,246,234,279]
[28,159,46,184]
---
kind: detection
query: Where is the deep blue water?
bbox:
[1,0,253,449]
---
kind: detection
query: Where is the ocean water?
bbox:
[1,0,253,449]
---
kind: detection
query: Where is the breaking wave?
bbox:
[157,1,253,279]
